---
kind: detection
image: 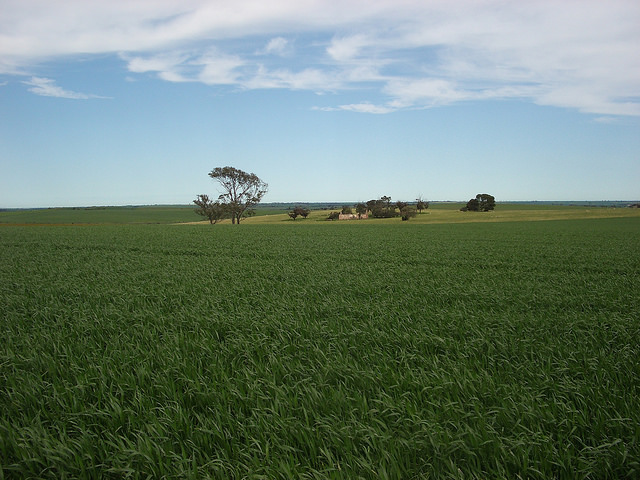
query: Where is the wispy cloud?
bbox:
[261,37,291,56]
[22,77,107,99]
[316,103,394,114]
[124,50,245,85]
[2,0,639,115]
[593,116,617,124]
[327,34,370,62]
[245,66,343,91]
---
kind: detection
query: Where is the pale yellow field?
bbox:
[190,204,640,225]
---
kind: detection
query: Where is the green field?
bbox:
[0,205,294,225]
[1,215,639,478]
[2,203,639,225]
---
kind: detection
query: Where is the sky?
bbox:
[1,0,639,208]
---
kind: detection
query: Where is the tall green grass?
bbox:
[0,205,196,225]
[1,218,639,478]
[3,203,639,226]
[0,204,290,225]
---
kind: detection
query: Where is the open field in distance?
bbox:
[1,202,640,225]
[1,213,639,478]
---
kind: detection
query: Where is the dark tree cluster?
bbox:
[461,194,496,212]
[288,206,310,220]
[195,166,268,224]
[328,196,423,221]
[369,196,396,218]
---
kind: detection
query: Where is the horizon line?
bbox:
[3,200,640,210]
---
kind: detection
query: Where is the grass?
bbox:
[244,204,640,225]
[0,205,289,225]
[3,203,639,226]
[0,205,195,225]
[1,216,639,478]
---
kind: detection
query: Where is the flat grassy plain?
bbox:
[244,204,640,226]
[0,205,290,225]
[2,202,639,226]
[1,211,639,478]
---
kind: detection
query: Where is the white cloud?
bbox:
[327,34,370,62]
[123,49,244,85]
[245,66,341,91]
[22,77,105,99]
[593,116,617,124]
[124,52,188,74]
[320,102,395,114]
[197,53,245,85]
[384,78,468,108]
[262,37,290,56]
[2,0,639,115]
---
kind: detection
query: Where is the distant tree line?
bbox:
[195,168,494,224]
[326,196,430,221]
[326,193,496,220]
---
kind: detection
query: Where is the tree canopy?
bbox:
[416,197,429,213]
[193,194,226,224]
[208,166,268,224]
[369,196,398,218]
[288,206,310,220]
[461,194,496,212]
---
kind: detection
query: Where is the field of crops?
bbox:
[2,202,639,226]
[1,217,639,478]
[0,204,298,225]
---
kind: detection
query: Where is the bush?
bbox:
[401,207,417,221]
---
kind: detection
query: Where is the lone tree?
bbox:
[193,194,226,224]
[477,193,496,211]
[461,193,495,212]
[208,166,268,224]
[416,197,429,213]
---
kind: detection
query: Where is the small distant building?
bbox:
[339,213,368,220]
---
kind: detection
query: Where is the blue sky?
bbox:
[1,0,639,208]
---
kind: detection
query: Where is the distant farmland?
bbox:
[1,202,639,225]
[1,211,639,478]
